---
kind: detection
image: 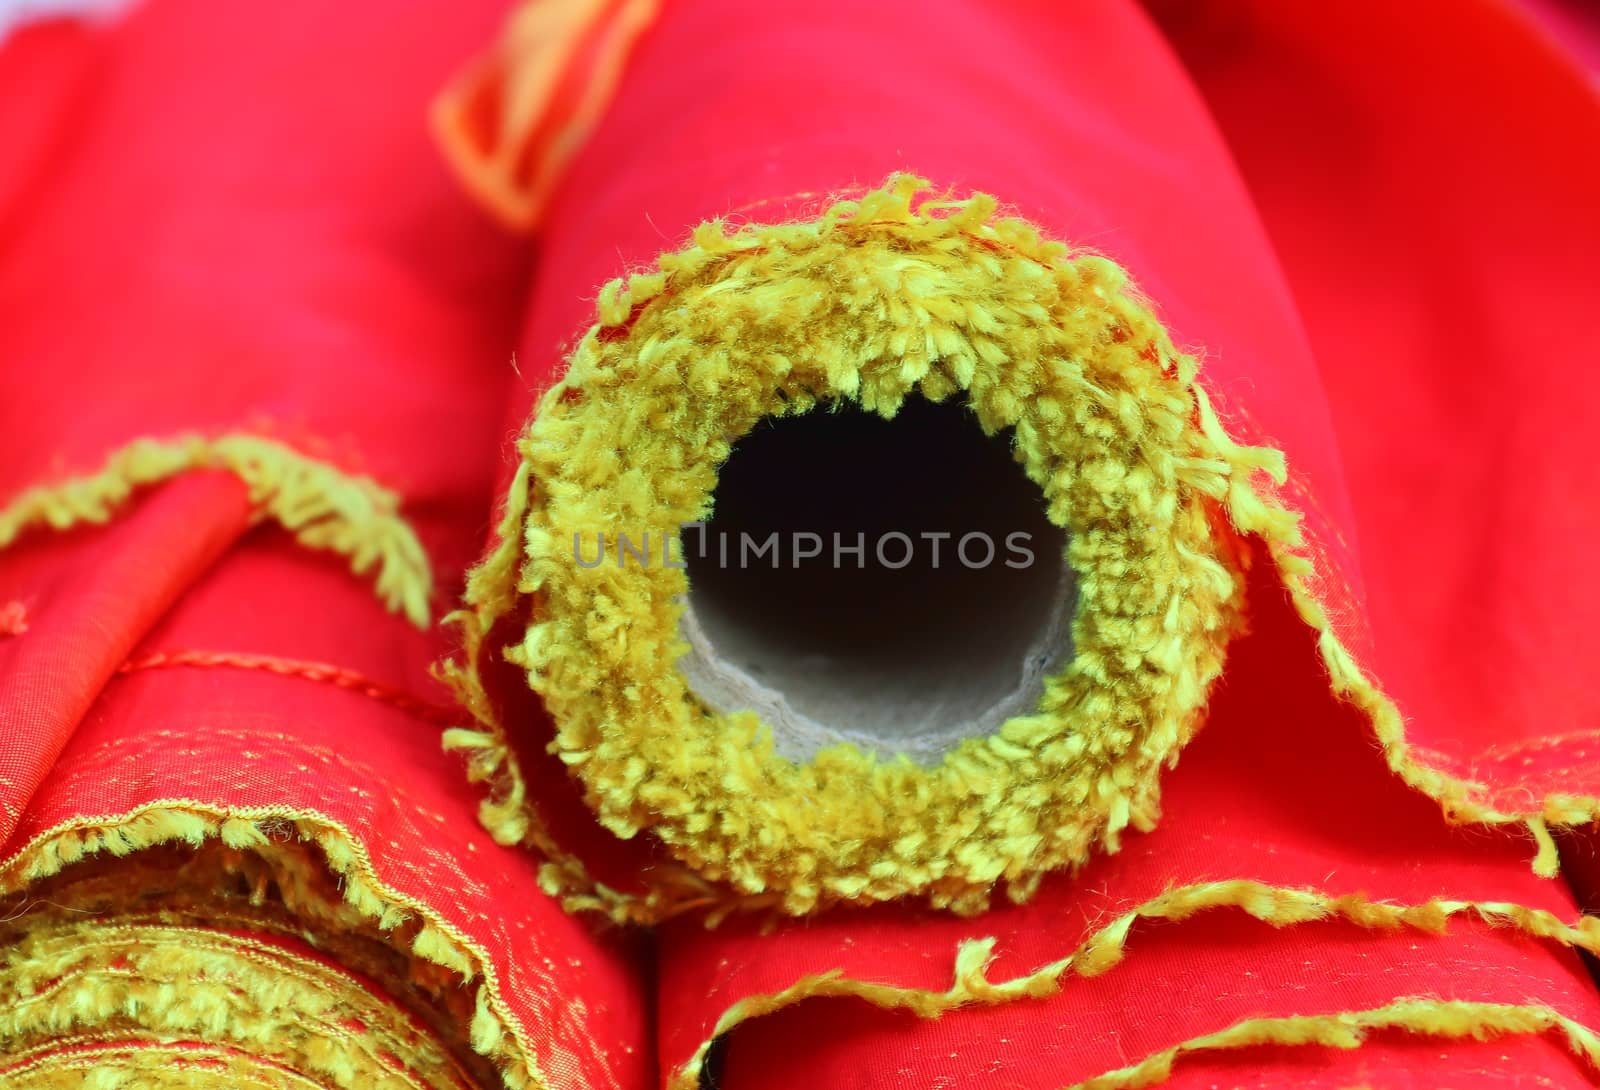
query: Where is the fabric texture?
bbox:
[0,2,649,1087]
[434,0,1600,1085]
[1,0,1598,1088]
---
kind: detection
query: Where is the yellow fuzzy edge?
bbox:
[0,433,433,627]
[0,802,547,1090]
[1068,1000,1600,1090]
[452,174,1281,918]
[446,174,1570,921]
[8,1045,372,1090]
[664,878,1600,1089]
[2,921,478,1090]
[439,459,736,927]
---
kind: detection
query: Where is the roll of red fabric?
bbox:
[4,0,1599,1087]
[431,0,1600,1086]
[0,3,648,1087]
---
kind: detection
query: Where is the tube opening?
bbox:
[680,398,1074,765]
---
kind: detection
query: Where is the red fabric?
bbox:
[5,525,652,1089]
[484,0,1600,1084]
[0,0,530,836]
[719,921,1600,1090]
[1149,0,1600,822]
[1516,0,1600,77]
[503,0,1360,892]
[661,570,1600,1086]
[0,2,650,1088]
[4,0,1598,1086]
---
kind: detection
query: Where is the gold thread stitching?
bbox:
[117,650,461,728]
[6,1042,341,1090]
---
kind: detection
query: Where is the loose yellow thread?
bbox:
[0,803,550,1090]
[1067,1001,1600,1090]
[1278,548,1600,864]
[0,434,433,626]
[453,174,1274,918]
[665,878,1600,1089]
[1529,817,1562,878]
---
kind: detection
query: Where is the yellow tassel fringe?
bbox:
[0,803,546,1090]
[666,878,1600,1089]
[0,433,433,626]
[437,457,737,926]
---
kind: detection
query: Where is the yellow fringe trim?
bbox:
[1,920,476,1090]
[1068,1001,1600,1090]
[0,434,432,627]
[1263,511,1600,841]
[452,174,1281,917]
[439,720,674,926]
[665,878,1600,1088]
[0,803,547,1090]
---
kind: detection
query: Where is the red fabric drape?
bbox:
[4,0,1598,1086]
[477,0,1600,1084]
[0,3,650,1087]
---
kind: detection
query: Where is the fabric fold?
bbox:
[425,1,1600,1085]
[0,1,651,1086]
[5,0,1597,1087]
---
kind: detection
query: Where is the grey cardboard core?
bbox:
[678,399,1075,766]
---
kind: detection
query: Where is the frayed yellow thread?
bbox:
[458,174,1274,918]
[0,434,432,626]
[440,460,541,850]
[665,878,1600,1089]
[0,921,476,1090]
[1212,425,1597,871]
[438,722,733,927]
[1529,817,1562,879]
[0,802,547,1090]
[1067,1000,1600,1090]
[439,583,655,924]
